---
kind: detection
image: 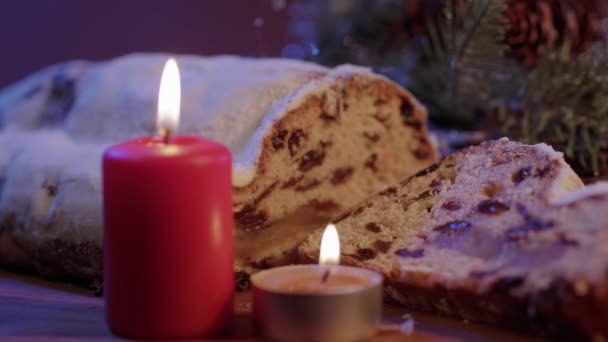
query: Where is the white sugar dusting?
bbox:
[231,63,377,186]
[0,55,386,191]
[552,182,608,206]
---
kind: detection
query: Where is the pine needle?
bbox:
[493,44,608,177]
[408,0,508,125]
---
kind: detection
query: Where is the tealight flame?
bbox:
[157,58,181,136]
[319,224,340,265]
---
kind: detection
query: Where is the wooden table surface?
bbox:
[0,270,546,341]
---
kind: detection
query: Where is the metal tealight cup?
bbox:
[251,265,383,341]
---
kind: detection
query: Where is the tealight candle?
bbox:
[252,225,383,341]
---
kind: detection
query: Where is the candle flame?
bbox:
[157,58,181,133]
[319,224,340,265]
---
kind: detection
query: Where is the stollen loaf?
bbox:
[0,54,438,286]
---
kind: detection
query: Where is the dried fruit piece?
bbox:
[256,181,279,203]
[434,221,471,234]
[288,129,306,157]
[505,204,555,240]
[373,112,389,123]
[379,186,398,196]
[319,111,338,121]
[365,222,381,233]
[43,183,58,197]
[477,199,510,216]
[272,129,288,150]
[414,163,439,177]
[352,206,365,216]
[414,189,440,201]
[364,153,379,173]
[281,176,301,189]
[235,206,268,231]
[331,167,354,185]
[512,166,532,185]
[235,271,251,291]
[403,120,422,130]
[557,233,580,247]
[373,240,392,253]
[298,150,325,172]
[483,183,504,197]
[353,248,377,261]
[396,248,424,258]
[441,200,461,211]
[374,99,388,106]
[535,163,553,178]
[308,199,340,212]
[412,146,431,159]
[400,99,413,117]
[249,257,273,269]
[492,151,510,166]
[319,140,332,149]
[430,179,441,187]
[42,74,76,126]
[516,203,531,219]
[294,178,321,192]
[335,205,365,222]
[505,219,555,240]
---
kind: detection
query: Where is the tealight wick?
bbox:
[321,268,331,284]
[321,270,329,284]
[159,127,171,144]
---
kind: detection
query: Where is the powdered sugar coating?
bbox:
[230,63,380,185]
[0,54,395,245]
[0,54,384,187]
[552,181,608,206]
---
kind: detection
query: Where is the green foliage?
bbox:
[306,0,608,176]
[408,0,510,126]
[385,0,608,176]
[493,43,608,176]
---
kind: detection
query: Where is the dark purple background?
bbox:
[0,0,289,88]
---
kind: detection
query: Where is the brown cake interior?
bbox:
[234,75,437,273]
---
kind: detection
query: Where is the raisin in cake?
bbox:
[300,139,608,339]
[0,54,437,287]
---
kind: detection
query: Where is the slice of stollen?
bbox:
[299,139,608,339]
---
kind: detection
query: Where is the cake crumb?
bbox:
[400,314,415,336]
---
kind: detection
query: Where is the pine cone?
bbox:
[505,0,607,67]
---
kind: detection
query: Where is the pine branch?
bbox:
[449,0,492,90]
[407,0,510,126]
[492,43,608,177]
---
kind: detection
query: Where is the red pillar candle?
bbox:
[102,58,234,339]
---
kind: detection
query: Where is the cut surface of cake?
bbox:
[0,54,437,286]
[299,139,608,338]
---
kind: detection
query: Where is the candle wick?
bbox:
[321,269,331,284]
[159,128,171,144]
